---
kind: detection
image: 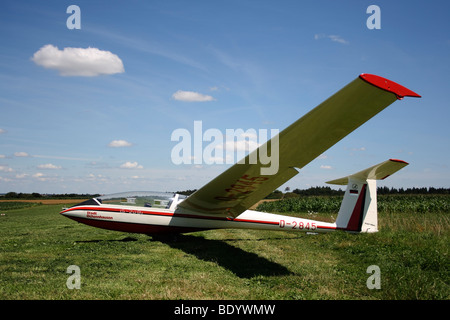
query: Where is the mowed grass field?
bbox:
[0,199,448,300]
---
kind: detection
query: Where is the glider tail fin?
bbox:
[327,159,409,233]
[334,178,378,233]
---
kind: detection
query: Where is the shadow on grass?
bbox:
[74,236,138,243]
[153,234,293,279]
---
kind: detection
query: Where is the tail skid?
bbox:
[327,159,409,233]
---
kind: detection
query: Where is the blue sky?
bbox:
[0,0,449,194]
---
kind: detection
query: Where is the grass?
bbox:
[0,201,41,211]
[0,202,448,300]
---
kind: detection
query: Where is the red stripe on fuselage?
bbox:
[62,206,283,225]
[66,216,213,235]
[61,206,173,216]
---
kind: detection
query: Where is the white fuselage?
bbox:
[60,202,338,235]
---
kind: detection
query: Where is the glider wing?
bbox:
[177,74,420,218]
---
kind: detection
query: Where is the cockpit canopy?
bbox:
[97,191,186,209]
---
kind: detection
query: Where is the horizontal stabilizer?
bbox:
[326,159,409,185]
[330,159,409,233]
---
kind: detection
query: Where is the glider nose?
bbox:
[60,207,70,216]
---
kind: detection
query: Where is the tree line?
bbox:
[2,186,448,200]
[376,186,449,195]
[266,186,450,199]
[177,186,450,199]
[1,192,100,200]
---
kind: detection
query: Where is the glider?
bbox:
[60,74,420,235]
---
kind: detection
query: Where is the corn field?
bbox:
[256,194,450,214]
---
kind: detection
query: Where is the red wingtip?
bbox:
[359,74,421,100]
[389,158,409,165]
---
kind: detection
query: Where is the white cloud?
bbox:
[37,163,62,170]
[0,129,6,134]
[215,132,261,153]
[217,140,260,152]
[31,44,125,77]
[0,165,13,172]
[120,161,143,169]
[14,152,30,157]
[172,90,215,102]
[314,34,349,45]
[32,172,54,182]
[320,165,333,170]
[87,173,108,182]
[108,140,133,148]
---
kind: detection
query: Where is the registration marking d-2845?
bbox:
[279,220,317,230]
